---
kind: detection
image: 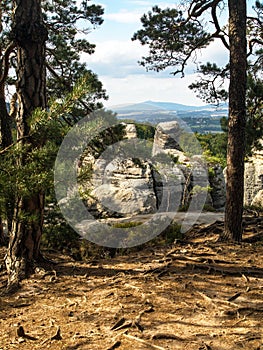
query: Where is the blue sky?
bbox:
[83,0,255,107]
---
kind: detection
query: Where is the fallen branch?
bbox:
[197,291,240,308]
[50,326,62,341]
[151,333,187,341]
[107,340,122,350]
[17,325,38,341]
[227,292,242,302]
[186,263,263,278]
[122,333,166,350]
[111,318,132,331]
[143,262,171,275]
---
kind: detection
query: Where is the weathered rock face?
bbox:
[252,190,263,207]
[152,121,189,163]
[123,123,137,139]
[152,122,225,210]
[244,143,263,207]
[208,164,226,209]
[79,122,226,218]
[153,121,182,152]
[88,157,156,217]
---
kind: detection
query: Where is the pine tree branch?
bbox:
[247,16,262,27]
[0,42,16,85]
[189,0,221,18]
[211,4,229,50]
[0,136,31,155]
[248,38,263,56]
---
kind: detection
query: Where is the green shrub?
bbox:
[42,204,80,251]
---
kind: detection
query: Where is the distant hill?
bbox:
[109,100,228,133]
[110,100,227,113]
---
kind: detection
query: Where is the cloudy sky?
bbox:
[84,0,252,107]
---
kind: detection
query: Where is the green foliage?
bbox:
[43,0,107,117]
[0,152,15,218]
[245,58,263,155]
[132,6,211,75]
[159,222,183,244]
[133,2,263,156]
[220,117,228,133]
[0,0,112,262]
[0,75,102,227]
[189,63,229,104]
[179,132,203,156]
[42,211,184,259]
[196,133,227,167]
[42,204,80,251]
[168,153,179,164]
[1,0,107,119]
[111,221,143,229]
[112,221,183,248]
[244,204,263,213]
[208,166,216,178]
[80,119,125,160]
[203,204,217,212]
[191,184,212,195]
[135,123,155,141]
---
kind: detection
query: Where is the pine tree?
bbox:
[133,0,262,242]
[0,0,106,291]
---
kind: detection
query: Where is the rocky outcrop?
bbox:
[252,190,263,207]
[208,164,226,209]
[79,122,226,218]
[152,121,189,163]
[123,123,137,139]
[88,157,156,217]
[152,122,225,210]
[244,143,263,207]
[153,121,182,152]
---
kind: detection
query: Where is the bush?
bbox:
[42,204,184,260]
[42,204,80,251]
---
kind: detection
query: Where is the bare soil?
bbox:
[0,216,262,350]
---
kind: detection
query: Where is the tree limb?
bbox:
[248,38,263,56]
[0,42,16,84]
[189,0,221,18]
[211,4,229,50]
[0,135,31,155]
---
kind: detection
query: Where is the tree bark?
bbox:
[0,10,14,249]
[0,217,5,244]
[224,0,247,242]
[5,0,48,290]
[0,83,13,241]
[0,85,13,149]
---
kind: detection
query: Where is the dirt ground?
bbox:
[0,216,262,350]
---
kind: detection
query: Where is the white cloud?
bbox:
[127,1,177,8]
[103,2,178,25]
[127,0,152,6]
[198,40,229,67]
[83,1,229,107]
[104,9,143,24]
[85,37,217,79]
[82,40,148,77]
[100,73,205,107]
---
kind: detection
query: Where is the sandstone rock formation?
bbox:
[79,122,226,218]
[208,164,226,209]
[89,157,156,217]
[244,142,263,207]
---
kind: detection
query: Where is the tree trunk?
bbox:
[0,39,13,249]
[224,0,247,242]
[0,80,12,241]
[0,217,5,245]
[5,0,48,290]
[0,85,13,149]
